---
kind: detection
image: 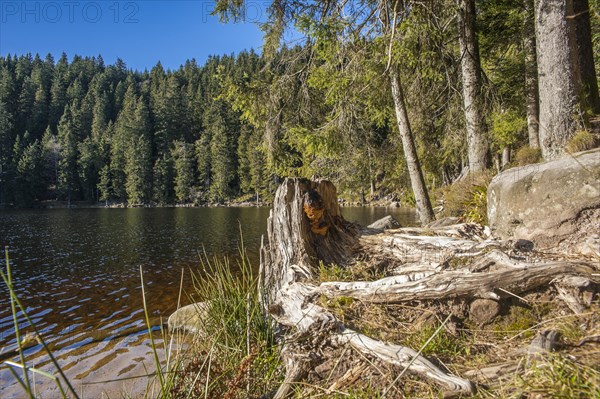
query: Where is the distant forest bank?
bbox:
[1,1,598,210]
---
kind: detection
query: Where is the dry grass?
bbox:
[566,130,599,153]
[314,274,600,399]
[514,145,543,166]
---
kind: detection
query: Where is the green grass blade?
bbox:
[1,248,80,399]
[5,360,68,398]
[139,266,165,392]
[5,246,33,398]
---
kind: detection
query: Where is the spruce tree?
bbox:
[57,105,79,204]
[172,141,196,203]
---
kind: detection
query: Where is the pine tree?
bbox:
[125,133,152,205]
[49,75,67,130]
[98,164,111,205]
[77,137,102,201]
[0,101,14,204]
[195,132,211,198]
[209,118,235,202]
[17,76,36,135]
[41,126,60,195]
[15,139,44,205]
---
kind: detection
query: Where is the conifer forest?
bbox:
[1,1,598,210]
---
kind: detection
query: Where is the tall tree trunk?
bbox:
[535,0,579,159]
[572,0,600,114]
[501,146,511,169]
[457,0,489,172]
[388,68,435,225]
[524,0,540,148]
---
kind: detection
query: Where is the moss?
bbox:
[318,261,385,283]
[401,322,469,359]
[492,305,537,339]
[318,262,355,282]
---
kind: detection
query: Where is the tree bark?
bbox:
[572,0,600,114]
[524,0,540,148]
[457,0,489,172]
[535,0,579,159]
[501,146,510,169]
[388,68,435,225]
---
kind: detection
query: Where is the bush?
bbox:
[515,145,543,166]
[438,171,493,225]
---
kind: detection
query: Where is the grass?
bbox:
[565,130,599,153]
[4,244,599,399]
[515,353,600,398]
[318,260,387,283]
[316,285,600,399]
[514,145,543,166]
[163,240,283,398]
[436,171,493,225]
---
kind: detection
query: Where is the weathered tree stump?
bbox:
[259,178,598,397]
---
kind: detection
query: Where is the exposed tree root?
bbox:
[259,178,599,398]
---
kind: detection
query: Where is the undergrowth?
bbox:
[565,130,599,153]
[437,171,494,224]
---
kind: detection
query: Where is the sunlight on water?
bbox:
[0,206,415,397]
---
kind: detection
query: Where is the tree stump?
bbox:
[259,178,598,397]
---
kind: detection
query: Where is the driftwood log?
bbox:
[259,178,598,397]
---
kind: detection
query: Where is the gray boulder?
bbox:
[368,215,401,230]
[487,148,600,254]
[167,302,209,334]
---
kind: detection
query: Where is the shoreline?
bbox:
[0,200,413,210]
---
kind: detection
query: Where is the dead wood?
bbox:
[319,261,596,303]
[259,178,598,397]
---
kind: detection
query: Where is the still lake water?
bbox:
[0,206,416,397]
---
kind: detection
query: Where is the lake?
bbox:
[0,206,416,397]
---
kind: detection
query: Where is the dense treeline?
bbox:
[0,51,273,206]
[1,0,598,209]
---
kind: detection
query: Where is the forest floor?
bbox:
[307,261,600,398]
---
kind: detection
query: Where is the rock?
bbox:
[426,217,461,228]
[487,148,600,252]
[367,215,401,230]
[528,330,561,353]
[167,302,209,334]
[469,299,500,324]
[513,239,534,252]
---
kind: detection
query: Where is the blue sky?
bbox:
[0,0,275,70]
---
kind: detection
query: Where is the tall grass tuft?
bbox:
[162,239,283,398]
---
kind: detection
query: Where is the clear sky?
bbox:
[0,0,271,70]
